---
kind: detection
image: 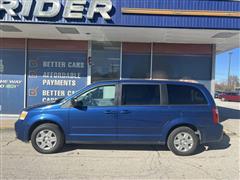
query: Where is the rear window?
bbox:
[122,85,160,105]
[167,84,208,105]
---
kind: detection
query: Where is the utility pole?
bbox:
[227,52,233,88]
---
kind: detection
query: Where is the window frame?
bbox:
[119,83,162,106]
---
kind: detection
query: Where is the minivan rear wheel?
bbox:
[31,123,64,154]
[167,127,199,156]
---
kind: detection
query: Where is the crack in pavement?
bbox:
[224,129,239,138]
[174,158,218,180]
[154,145,170,179]
[2,138,17,148]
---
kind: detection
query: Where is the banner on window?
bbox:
[27,50,88,106]
[0,49,25,114]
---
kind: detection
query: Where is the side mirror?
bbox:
[71,99,84,108]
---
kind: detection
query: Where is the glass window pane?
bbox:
[91,41,120,82]
[77,85,116,107]
[152,44,212,80]
[122,43,151,79]
[0,39,25,114]
[167,85,207,105]
[153,55,212,80]
[122,85,160,105]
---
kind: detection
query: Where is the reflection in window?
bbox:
[122,43,151,79]
[91,42,120,82]
[77,85,116,107]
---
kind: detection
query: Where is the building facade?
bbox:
[0,0,240,115]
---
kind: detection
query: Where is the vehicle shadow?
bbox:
[60,143,169,153]
[195,132,231,154]
[218,106,240,122]
[59,133,230,155]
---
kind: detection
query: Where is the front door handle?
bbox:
[120,110,131,114]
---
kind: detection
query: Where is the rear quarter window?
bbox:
[167,84,208,105]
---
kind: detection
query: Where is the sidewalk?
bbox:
[0,116,18,129]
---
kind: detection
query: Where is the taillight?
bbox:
[212,107,219,125]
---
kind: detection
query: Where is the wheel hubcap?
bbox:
[36,130,57,150]
[173,132,194,152]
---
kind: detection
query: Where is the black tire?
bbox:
[167,127,199,156]
[31,123,64,154]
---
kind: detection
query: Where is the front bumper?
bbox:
[199,124,223,144]
[15,120,30,142]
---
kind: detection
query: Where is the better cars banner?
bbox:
[27,50,88,106]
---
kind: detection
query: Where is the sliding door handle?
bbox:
[120,110,131,114]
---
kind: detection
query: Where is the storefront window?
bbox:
[91,41,120,82]
[152,44,212,80]
[122,43,151,79]
[0,39,25,114]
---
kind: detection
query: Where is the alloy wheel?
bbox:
[35,129,57,150]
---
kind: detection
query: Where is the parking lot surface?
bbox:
[1,99,239,180]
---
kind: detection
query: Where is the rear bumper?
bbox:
[199,124,223,144]
[15,120,30,142]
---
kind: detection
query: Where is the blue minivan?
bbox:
[15,80,223,156]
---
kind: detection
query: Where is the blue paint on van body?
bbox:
[15,80,223,145]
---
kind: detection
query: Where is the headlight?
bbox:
[19,111,28,120]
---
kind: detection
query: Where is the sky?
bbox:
[216,48,240,83]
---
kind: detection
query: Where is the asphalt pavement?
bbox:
[0,99,239,180]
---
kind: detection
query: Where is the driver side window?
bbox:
[76,85,116,107]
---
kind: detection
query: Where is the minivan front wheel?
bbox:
[167,127,199,156]
[31,123,64,154]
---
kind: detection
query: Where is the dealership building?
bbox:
[0,0,240,116]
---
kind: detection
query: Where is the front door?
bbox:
[68,84,118,142]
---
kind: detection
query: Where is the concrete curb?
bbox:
[0,120,16,129]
